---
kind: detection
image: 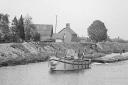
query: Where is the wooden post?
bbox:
[78,61,79,70]
[48,59,50,67]
[55,15,57,33]
[64,51,66,71]
[73,60,74,69]
[64,60,66,71]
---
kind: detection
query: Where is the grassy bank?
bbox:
[0,53,49,67]
[0,41,128,67]
[0,42,101,67]
[0,42,50,67]
[0,42,86,67]
[97,42,128,53]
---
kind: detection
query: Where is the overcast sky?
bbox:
[1,0,128,39]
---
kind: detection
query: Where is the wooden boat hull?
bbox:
[49,57,91,71]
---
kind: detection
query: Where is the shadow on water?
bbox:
[49,67,91,75]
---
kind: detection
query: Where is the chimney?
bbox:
[66,23,70,28]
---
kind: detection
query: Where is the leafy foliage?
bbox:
[11,16,20,42]
[24,15,40,41]
[10,14,41,42]
[33,32,40,41]
[0,13,10,43]
[17,15,25,41]
[88,20,108,42]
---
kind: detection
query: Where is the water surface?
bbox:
[0,61,128,85]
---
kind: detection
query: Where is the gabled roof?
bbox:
[33,24,53,36]
[59,27,77,35]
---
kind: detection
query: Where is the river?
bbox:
[0,61,128,85]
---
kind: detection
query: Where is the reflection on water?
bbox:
[0,61,128,85]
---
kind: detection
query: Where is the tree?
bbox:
[24,15,40,41]
[0,13,10,33]
[12,17,18,26]
[10,16,20,42]
[0,13,9,25]
[87,20,108,42]
[11,16,18,34]
[33,32,40,41]
[17,15,25,41]
[0,13,10,43]
[24,15,33,41]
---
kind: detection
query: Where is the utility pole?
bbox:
[55,15,58,33]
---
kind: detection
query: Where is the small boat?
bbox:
[49,56,91,71]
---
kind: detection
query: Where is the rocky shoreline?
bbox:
[92,53,128,63]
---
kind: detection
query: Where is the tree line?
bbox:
[0,13,127,43]
[0,13,40,43]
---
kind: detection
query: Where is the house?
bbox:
[53,23,79,43]
[34,24,53,41]
[52,33,63,42]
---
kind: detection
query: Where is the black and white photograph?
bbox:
[0,0,128,85]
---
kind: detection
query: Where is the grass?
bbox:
[97,42,128,53]
[0,41,128,67]
[0,43,49,67]
[0,53,49,67]
[10,43,30,53]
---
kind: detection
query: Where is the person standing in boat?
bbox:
[74,50,78,59]
[120,49,125,55]
[78,49,84,59]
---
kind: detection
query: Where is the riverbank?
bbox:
[0,42,49,67]
[92,52,128,63]
[0,42,104,67]
[0,42,86,67]
[0,41,128,67]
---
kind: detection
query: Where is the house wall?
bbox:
[71,34,78,42]
[55,39,63,42]
[59,30,72,43]
[54,23,78,43]
[64,32,72,43]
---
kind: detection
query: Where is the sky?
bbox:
[0,0,128,39]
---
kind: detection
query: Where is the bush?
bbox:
[111,38,128,43]
[10,43,30,53]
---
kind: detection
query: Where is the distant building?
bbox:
[53,23,79,43]
[78,37,91,43]
[34,24,53,41]
[52,33,63,42]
